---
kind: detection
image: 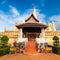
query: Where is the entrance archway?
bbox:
[23,27,41,38]
[23,27,40,53]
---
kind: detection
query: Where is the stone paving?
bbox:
[0,53,60,60]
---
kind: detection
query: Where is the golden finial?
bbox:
[4,27,6,31]
[33,8,37,18]
[52,21,56,31]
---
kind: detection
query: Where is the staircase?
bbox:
[25,41,37,54]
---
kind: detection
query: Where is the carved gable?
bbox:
[25,14,39,23]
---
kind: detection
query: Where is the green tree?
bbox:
[0,37,1,48]
[0,38,1,44]
[53,36,59,46]
[1,35,9,45]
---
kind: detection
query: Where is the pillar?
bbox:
[19,28,22,38]
[41,28,45,48]
[41,28,45,38]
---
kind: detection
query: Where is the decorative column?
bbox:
[41,28,45,38]
[19,28,22,38]
[41,28,45,48]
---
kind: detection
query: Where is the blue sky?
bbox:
[0,0,60,32]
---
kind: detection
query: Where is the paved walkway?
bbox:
[0,53,60,60]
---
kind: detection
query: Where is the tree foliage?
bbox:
[53,36,59,40]
[1,35,9,45]
[53,36,59,46]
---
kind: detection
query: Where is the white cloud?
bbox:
[9,5,20,17]
[36,9,46,24]
[0,6,47,32]
[0,6,31,32]
[49,15,60,30]
[49,15,60,22]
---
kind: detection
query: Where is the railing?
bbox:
[17,38,46,43]
[17,38,28,43]
[36,38,46,43]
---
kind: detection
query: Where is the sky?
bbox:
[0,0,60,32]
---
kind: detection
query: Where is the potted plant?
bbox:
[18,42,25,53]
[10,46,17,54]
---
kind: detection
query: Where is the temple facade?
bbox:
[0,9,60,45]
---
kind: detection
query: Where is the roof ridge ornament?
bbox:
[33,8,37,18]
[52,21,56,31]
[4,26,7,32]
[25,8,39,22]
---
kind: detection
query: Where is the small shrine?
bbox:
[16,9,47,53]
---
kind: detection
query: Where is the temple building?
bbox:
[0,9,60,45]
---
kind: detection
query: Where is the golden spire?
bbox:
[33,8,37,18]
[52,21,56,31]
[4,27,7,32]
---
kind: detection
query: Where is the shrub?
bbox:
[18,42,25,49]
[53,36,59,40]
[40,43,43,47]
[0,47,9,56]
[13,41,18,47]
[52,46,60,55]
[53,36,59,46]
[1,45,8,48]
[1,35,9,45]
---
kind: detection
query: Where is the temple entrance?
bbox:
[25,33,37,53]
[23,27,41,38]
[23,27,41,53]
[25,38,37,53]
